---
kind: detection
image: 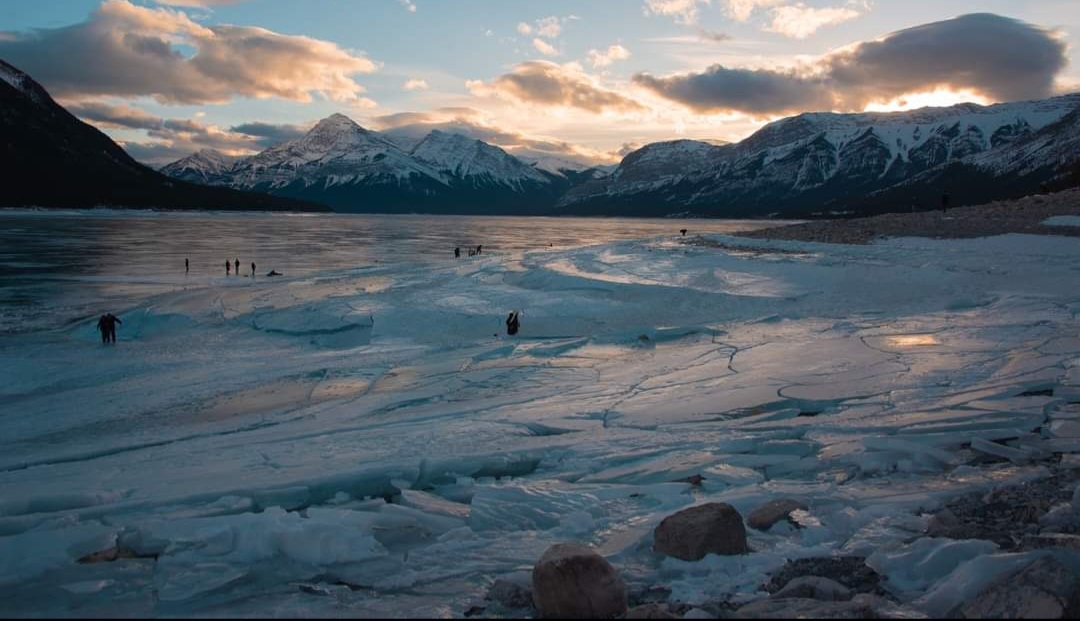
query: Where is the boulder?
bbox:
[747,498,808,531]
[532,543,627,619]
[626,603,679,619]
[953,556,1080,619]
[772,576,852,602]
[487,572,533,609]
[764,556,883,596]
[653,503,748,561]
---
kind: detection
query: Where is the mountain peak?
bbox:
[312,113,362,132]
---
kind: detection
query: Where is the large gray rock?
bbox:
[653,503,748,561]
[772,576,852,601]
[747,498,809,531]
[531,543,627,619]
[953,556,1080,619]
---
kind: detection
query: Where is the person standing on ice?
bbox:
[185,257,189,274]
[234,258,240,275]
[251,262,256,278]
[477,245,483,255]
[225,260,230,276]
[96,313,121,344]
[506,310,520,336]
[455,247,460,258]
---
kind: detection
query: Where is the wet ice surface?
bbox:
[2,212,1080,617]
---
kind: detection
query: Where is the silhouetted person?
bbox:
[97,313,121,344]
[251,262,256,278]
[267,270,283,277]
[454,247,460,258]
[506,311,520,336]
[476,245,483,255]
[680,229,687,236]
[226,260,231,276]
[234,258,240,274]
[185,258,189,274]
[941,190,951,213]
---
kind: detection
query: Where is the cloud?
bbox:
[468,60,646,114]
[587,44,632,68]
[533,38,559,57]
[643,0,711,25]
[633,13,1068,115]
[228,121,308,145]
[536,16,562,38]
[397,0,416,13]
[66,99,313,164]
[765,3,861,38]
[723,0,784,22]
[697,28,733,43]
[517,22,532,35]
[403,78,430,91]
[0,0,377,105]
[151,0,243,6]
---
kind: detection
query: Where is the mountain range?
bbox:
[0,60,325,212]
[162,95,1080,217]
[2,56,1078,217]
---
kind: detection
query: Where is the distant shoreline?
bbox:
[737,188,1080,245]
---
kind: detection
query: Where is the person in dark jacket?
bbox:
[506,311,520,336]
[251,262,256,278]
[96,313,122,344]
[234,258,240,274]
[455,247,461,258]
[226,260,231,276]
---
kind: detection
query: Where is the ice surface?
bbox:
[2,221,1080,616]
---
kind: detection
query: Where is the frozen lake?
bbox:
[1,210,1079,617]
[0,211,776,334]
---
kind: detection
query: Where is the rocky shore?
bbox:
[738,188,1080,245]
[472,431,1080,619]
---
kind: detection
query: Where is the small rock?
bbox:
[532,543,627,619]
[626,603,679,619]
[654,503,748,560]
[734,597,876,619]
[672,474,705,486]
[487,573,534,609]
[953,556,1080,619]
[772,576,852,602]
[747,499,809,531]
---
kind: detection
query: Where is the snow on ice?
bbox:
[2,228,1080,616]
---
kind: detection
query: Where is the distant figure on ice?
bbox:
[96,313,122,344]
[506,310,520,336]
[185,257,189,274]
[251,262,256,278]
[267,270,283,277]
[680,229,687,236]
[234,258,240,274]
[226,260,231,276]
[941,190,951,213]
[454,247,460,258]
[476,245,483,255]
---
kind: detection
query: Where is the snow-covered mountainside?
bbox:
[159,149,240,186]
[409,131,550,191]
[560,94,1080,217]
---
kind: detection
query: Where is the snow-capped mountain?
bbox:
[409,130,550,191]
[560,94,1080,216]
[0,59,321,212]
[159,149,240,186]
[161,115,578,212]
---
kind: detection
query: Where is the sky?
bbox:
[1,0,1077,166]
